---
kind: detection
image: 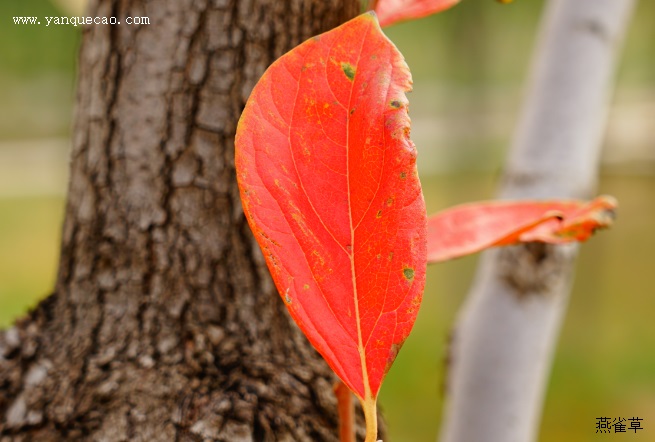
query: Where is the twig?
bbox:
[334,381,355,442]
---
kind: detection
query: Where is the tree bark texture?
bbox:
[0,1,369,441]
[439,1,636,442]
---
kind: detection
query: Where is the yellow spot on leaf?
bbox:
[311,250,325,266]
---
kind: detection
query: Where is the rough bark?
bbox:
[0,1,373,441]
[439,1,636,442]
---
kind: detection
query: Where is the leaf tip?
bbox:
[583,195,618,229]
[598,194,619,209]
[363,10,378,20]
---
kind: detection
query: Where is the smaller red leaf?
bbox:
[375,0,460,27]
[427,196,617,263]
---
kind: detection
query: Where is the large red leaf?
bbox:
[427,196,617,263]
[235,11,426,417]
[375,0,460,27]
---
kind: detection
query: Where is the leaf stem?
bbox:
[334,381,355,442]
[361,396,378,442]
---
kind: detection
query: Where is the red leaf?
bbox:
[375,0,460,27]
[235,11,426,414]
[427,196,617,263]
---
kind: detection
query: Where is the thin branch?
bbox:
[334,381,355,442]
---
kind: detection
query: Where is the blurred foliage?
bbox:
[0,197,64,325]
[0,0,78,74]
[1,1,654,441]
[0,0,78,139]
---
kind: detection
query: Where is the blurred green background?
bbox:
[1,1,653,440]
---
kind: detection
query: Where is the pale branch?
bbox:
[439,1,636,441]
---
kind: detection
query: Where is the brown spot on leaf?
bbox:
[260,232,281,247]
[390,100,401,108]
[403,268,415,280]
[384,342,403,376]
[376,210,382,218]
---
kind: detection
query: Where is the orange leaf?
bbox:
[427,196,616,263]
[375,0,460,27]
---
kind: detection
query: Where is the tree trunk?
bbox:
[0,1,370,441]
[439,1,635,441]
